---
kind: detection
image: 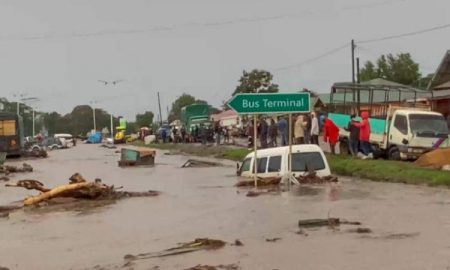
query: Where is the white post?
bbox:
[32,109,35,137]
[253,114,258,188]
[110,114,114,144]
[16,102,19,115]
[92,107,96,132]
[288,113,292,188]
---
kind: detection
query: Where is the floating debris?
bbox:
[296,172,338,184]
[298,218,361,229]
[5,173,160,207]
[236,177,281,187]
[265,237,282,242]
[233,239,243,246]
[346,228,372,234]
[181,159,222,168]
[0,163,33,175]
[184,264,239,270]
[124,238,226,262]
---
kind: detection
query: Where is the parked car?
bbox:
[54,133,75,147]
[43,137,63,150]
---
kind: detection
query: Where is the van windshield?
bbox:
[292,152,325,172]
[409,114,449,138]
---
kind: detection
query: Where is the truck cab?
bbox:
[386,110,449,160]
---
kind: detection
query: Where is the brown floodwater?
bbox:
[1,144,450,270]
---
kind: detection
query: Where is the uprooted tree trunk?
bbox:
[6,173,160,207]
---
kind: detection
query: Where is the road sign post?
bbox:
[228,93,310,188]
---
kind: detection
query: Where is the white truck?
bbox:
[328,84,449,160]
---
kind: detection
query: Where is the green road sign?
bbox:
[227,93,311,114]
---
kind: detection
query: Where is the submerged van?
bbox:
[237,145,331,178]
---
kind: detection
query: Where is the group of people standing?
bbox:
[246,112,321,149]
[246,111,373,157]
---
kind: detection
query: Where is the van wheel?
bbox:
[388,147,400,160]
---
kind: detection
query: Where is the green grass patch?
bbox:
[133,141,450,187]
[327,155,450,187]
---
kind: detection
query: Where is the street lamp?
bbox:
[97,79,123,143]
[89,100,98,132]
[21,97,40,137]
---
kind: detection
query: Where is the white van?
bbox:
[237,145,331,178]
[54,133,74,147]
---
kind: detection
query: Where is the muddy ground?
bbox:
[1,144,450,270]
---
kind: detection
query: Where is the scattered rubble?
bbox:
[0,176,9,182]
[124,238,226,262]
[0,163,33,175]
[235,177,282,187]
[181,159,222,168]
[296,173,338,184]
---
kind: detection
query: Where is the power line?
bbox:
[0,1,414,41]
[272,43,349,71]
[358,22,450,44]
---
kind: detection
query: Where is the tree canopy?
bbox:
[135,111,154,128]
[360,53,421,86]
[168,93,209,122]
[233,69,279,95]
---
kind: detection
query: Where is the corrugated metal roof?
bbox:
[428,50,450,90]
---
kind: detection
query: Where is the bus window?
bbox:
[267,156,282,172]
[292,152,325,171]
[2,120,17,136]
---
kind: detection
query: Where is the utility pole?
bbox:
[351,39,356,83]
[356,57,361,114]
[356,57,361,83]
[157,92,163,126]
[166,106,169,122]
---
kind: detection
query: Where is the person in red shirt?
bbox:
[354,111,372,156]
[323,115,339,154]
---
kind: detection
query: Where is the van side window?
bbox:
[267,156,281,172]
[241,158,251,172]
[292,152,325,171]
[394,115,408,135]
[253,157,268,173]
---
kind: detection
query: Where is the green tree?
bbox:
[359,53,421,86]
[168,93,197,122]
[360,61,378,82]
[135,111,154,128]
[233,69,279,95]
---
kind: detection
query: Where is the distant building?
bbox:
[428,50,450,117]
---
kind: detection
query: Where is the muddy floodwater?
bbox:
[1,144,450,270]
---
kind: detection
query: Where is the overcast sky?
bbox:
[0,0,449,120]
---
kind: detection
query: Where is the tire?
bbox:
[52,145,58,150]
[32,147,40,155]
[388,146,401,161]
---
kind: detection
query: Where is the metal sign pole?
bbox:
[288,113,292,189]
[253,114,258,188]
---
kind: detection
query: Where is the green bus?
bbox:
[0,112,24,156]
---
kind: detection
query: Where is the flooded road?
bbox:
[1,144,450,270]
